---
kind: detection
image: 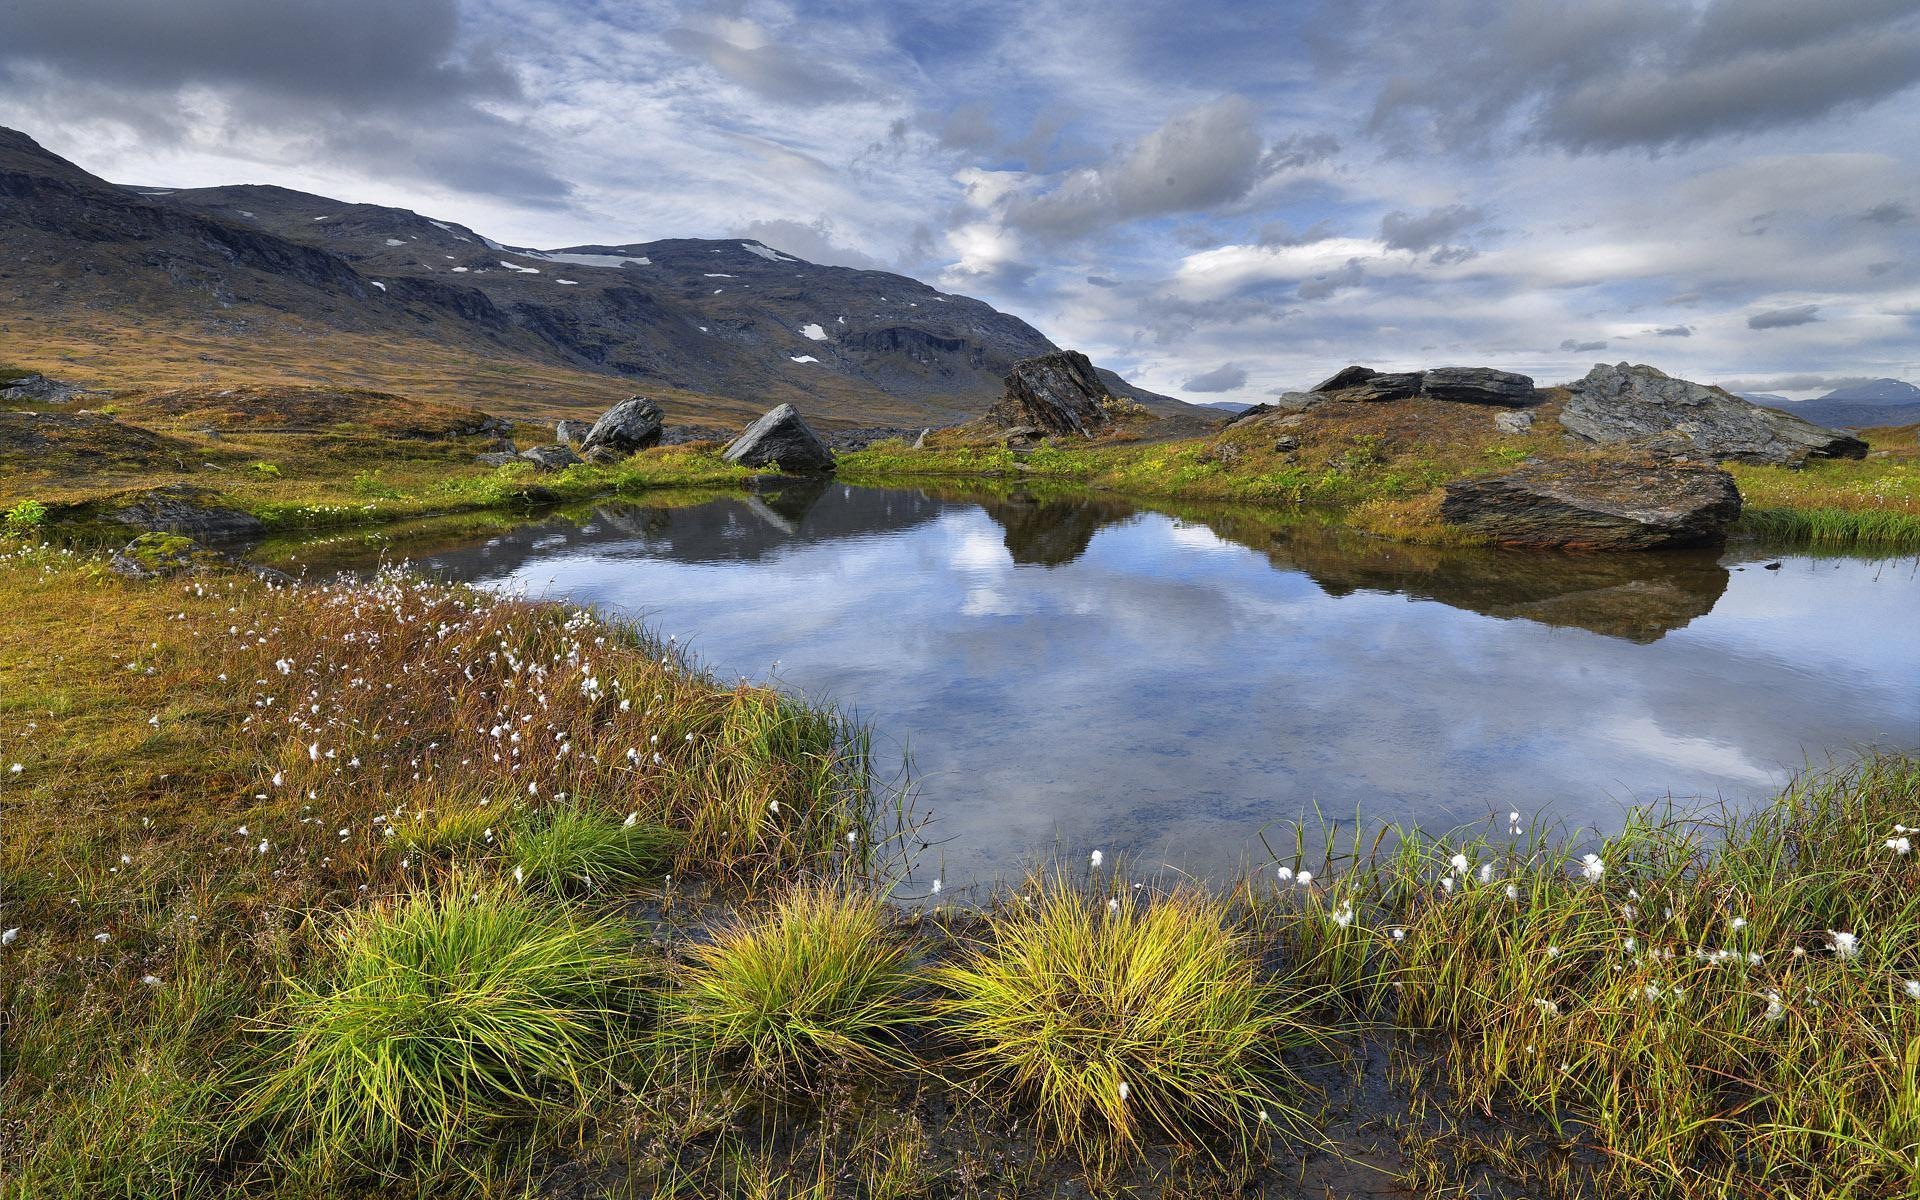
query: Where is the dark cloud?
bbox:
[1259,131,1340,172]
[1086,274,1121,288]
[1654,325,1694,337]
[661,24,870,106]
[1256,218,1338,247]
[933,103,997,151]
[1183,363,1249,392]
[0,0,569,202]
[1001,97,1273,238]
[1379,203,1487,253]
[731,218,886,270]
[1861,201,1915,225]
[1559,338,1609,352]
[1296,259,1366,300]
[1867,260,1902,277]
[1335,0,1920,153]
[1747,304,1822,329]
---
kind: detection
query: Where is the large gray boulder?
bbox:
[987,351,1111,437]
[1560,363,1867,466]
[1422,367,1535,406]
[0,373,82,404]
[518,444,582,471]
[1312,366,1424,402]
[554,418,591,446]
[722,404,836,472]
[579,396,664,458]
[1440,460,1741,551]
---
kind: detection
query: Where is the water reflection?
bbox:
[279,481,1919,885]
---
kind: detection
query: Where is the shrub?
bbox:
[249,461,282,478]
[510,805,679,895]
[936,876,1326,1161]
[244,879,641,1171]
[3,498,47,536]
[673,887,914,1087]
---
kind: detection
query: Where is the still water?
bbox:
[306,480,1920,886]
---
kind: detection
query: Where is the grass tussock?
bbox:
[673,886,915,1087]
[509,804,681,895]
[243,878,642,1173]
[1275,754,1920,1198]
[936,874,1329,1161]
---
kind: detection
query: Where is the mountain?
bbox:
[1818,379,1920,404]
[1197,400,1254,414]
[0,126,1193,426]
[1749,378,1920,430]
[1734,392,1791,407]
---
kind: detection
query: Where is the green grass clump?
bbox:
[936,875,1326,1161]
[510,804,680,895]
[673,887,914,1087]
[244,878,642,1172]
[1284,754,1920,1199]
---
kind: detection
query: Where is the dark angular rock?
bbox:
[1311,366,1425,402]
[987,351,1110,437]
[1560,363,1867,466]
[579,395,664,457]
[103,484,263,541]
[518,444,582,471]
[722,403,836,472]
[1440,460,1741,551]
[1422,366,1535,406]
[554,419,591,446]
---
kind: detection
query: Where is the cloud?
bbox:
[1559,338,1609,352]
[1000,96,1273,238]
[1747,304,1822,329]
[1182,363,1249,392]
[1716,373,1889,393]
[1861,201,1915,225]
[1085,274,1120,288]
[1296,259,1367,300]
[0,0,569,202]
[1653,325,1694,337]
[731,218,886,270]
[1337,0,1920,153]
[1380,204,1488,253]
[661,19,871,106]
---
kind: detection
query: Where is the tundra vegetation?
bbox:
[2,534,1915,1198]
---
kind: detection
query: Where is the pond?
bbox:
[283,479,1920,888]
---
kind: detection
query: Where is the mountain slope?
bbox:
[1752,378,1920,430]
[0,126,1193,426]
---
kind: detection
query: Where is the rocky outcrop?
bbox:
[99,484,264,541]
[518,445,582,471]
[722,403,836,472]
[1309,365,1535,406]
[1494,410,1535,435]
[474,450,518,467]
[1441,461,1741,551]
[0,372,82,403]
[554,418,591,446]
[579,396,664,458]
[986,351,1110,437]
[1560,363,1867,466]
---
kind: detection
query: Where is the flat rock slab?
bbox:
[580,395,664,457]
[988,350,1111,437]
[722,403,835,472]
[102,484,264,541]
[1560,362,1866,466]
[1441,460,1742,551]
[1310,365,1535,406]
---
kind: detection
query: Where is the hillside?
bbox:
[1753,378,1920,430]
[0,126,1190,427]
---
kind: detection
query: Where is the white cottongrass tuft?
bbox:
[1579,853,1605,882]
[1828,930,1859,959]
[1089,849,1103,869]
[1275,866,1293,884]
[1449,852,1469,874]
[1763,990,1785,1022]
[1888,836,1911,855]
[1,927,18,946]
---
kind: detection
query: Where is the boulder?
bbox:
[474,450,519,468]
[1560,363,1867,466]
[1312,366,1424,402]
[1440,460,1741,551]
[554,418,591,446]
[103,484,263,541]
[0,373,82,404]
[1422,366,1535,406]
[987,351,1111,437]
[722,403,836,472]
[579,395,664,457]
[518,445,582,471]
[1494,410,1535,435]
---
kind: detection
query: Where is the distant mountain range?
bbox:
[1196,400,1255,414]
[1744,378,1920,430]
[0,126,1196,426]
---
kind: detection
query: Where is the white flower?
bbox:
[1275,866,1294,884]
[1905,980,1920,1001]
[1888,837,1911,856]
[1623,937,1636,953]
[1547,944,1562,958]
[8,763,20,775]
[1579,854,1605,882]
[624,812,638,827]
[1390,926,1406,940]
[1730,917,1748,931]
[1828,930,1859,959]
[1439,876,1455,895]
[768,799,780,815]
[1508,811,1522,835]
[1331,901,1355,928]
[513,866,524,885]
[1532,997,1560,1017]
[1116,1081,1129,1101]
[307,742,320,762]
[847,830,858,846]
[1763,990,1785,1022]
[1505,883,1520,901]
[1108,897,1120,914]
[1296,870,1312,887]
[1,927,17,945]
[256,839,269,855]
[94,932,110,942]
[1089,849,1103,869]
[930,879,941,896]
[1449,853,1469,874]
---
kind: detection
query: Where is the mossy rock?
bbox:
[109,532,221,579]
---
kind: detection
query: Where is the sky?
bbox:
[1,0,1917,400]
